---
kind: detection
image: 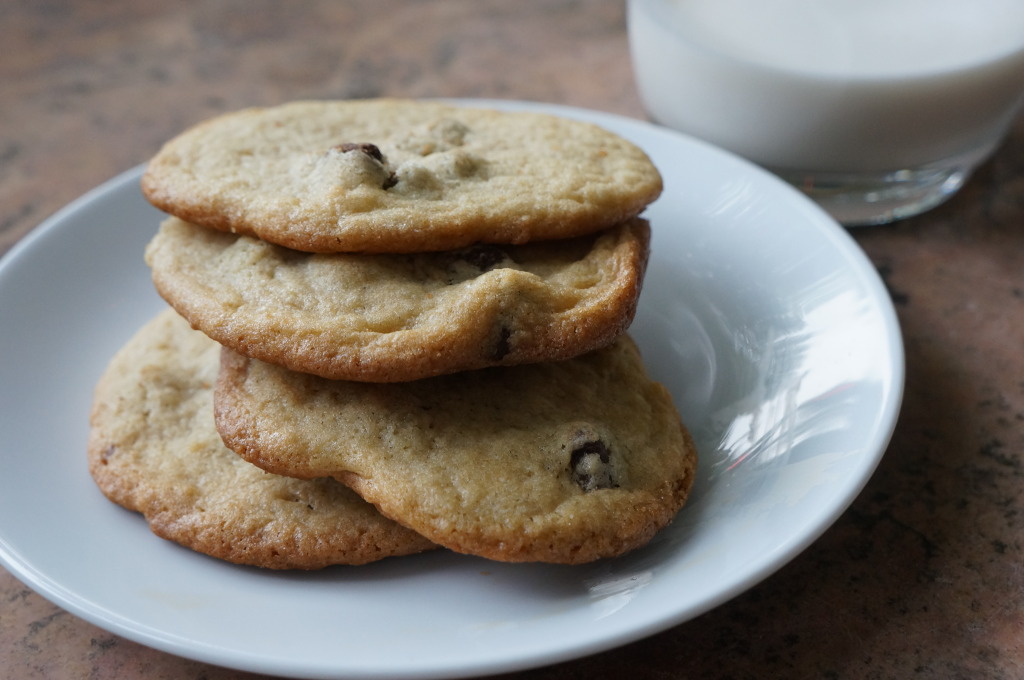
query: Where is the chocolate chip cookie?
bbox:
[214,336,697,564]
[87,309,436,569]
[141,99,662,253]
[145,216,650,382]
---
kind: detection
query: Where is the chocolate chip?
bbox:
[460,244,507,271]
[491,325,512,361]
[570,440,618,491]
[100,444,116,465]
[333,142,398,189]
[335,142,385,162]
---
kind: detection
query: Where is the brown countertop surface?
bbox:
[3,2,1023,678]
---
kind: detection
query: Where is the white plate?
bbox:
[0,101,903,679]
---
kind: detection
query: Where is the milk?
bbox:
[628,0,1024,174]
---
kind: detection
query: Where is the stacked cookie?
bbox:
[88,99,697,569]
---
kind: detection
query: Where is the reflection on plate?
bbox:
[0,101,903,679]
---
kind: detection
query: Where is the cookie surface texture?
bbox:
[87,309,435,569]
[214,337,697,564]
[141,99,663,253]
[145,216,650,382]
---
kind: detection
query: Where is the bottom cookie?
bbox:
[87,309,435,569]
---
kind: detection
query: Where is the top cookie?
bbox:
[141,99,663,253]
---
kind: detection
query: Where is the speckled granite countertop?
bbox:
[2,2,1023,678]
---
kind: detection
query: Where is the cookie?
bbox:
[87,309,436,569]
[214,336,697,564]
[145,216,650,383]
[140,99,663,254]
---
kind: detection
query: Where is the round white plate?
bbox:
[0,101,903,679]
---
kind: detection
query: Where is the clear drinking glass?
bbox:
[627,0,1024,225]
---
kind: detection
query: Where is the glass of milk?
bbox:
[627,0,1024,225]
